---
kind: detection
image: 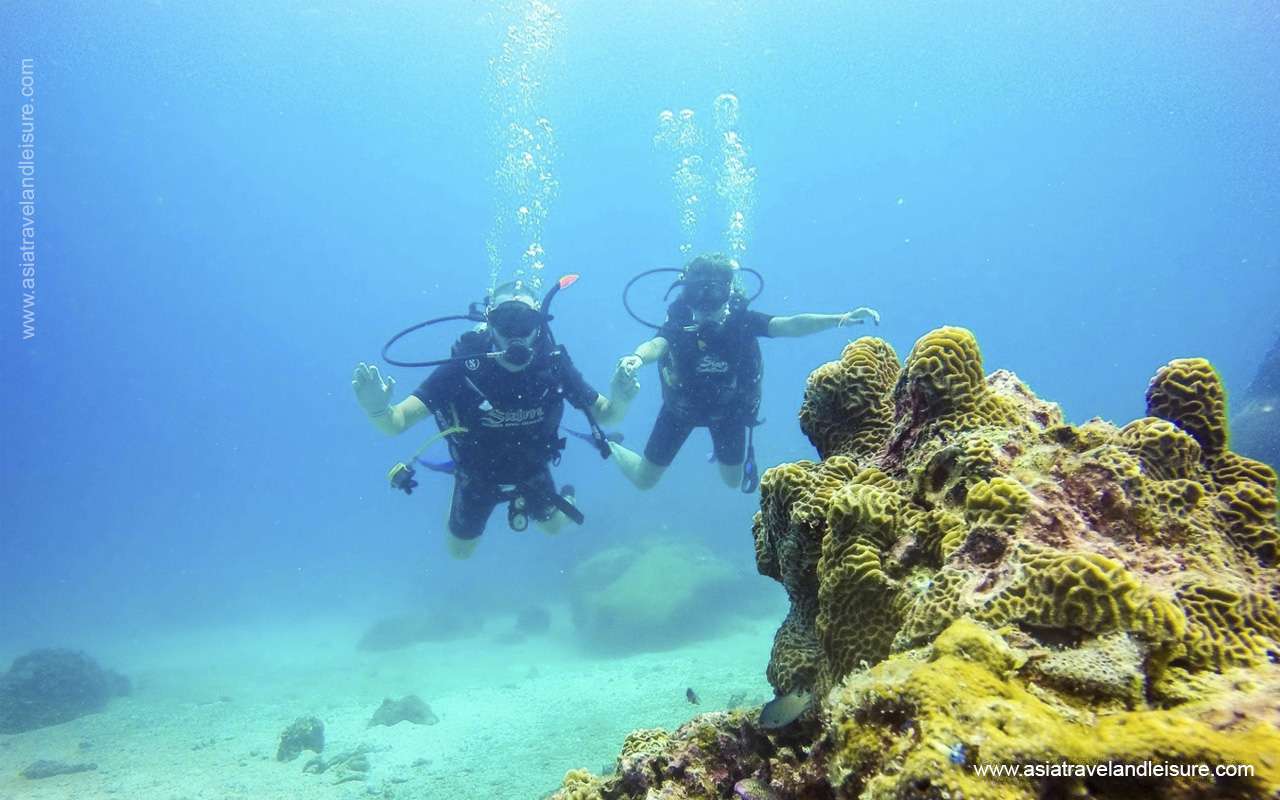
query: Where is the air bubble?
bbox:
[714,93,739,131]
[483,1,562,290]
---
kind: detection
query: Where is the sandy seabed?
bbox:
[0,608,775,800]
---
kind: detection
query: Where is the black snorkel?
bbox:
[534,273,575,347]
[540,275,614,461]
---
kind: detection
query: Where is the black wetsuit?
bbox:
[412,331,599,539]
[644,298,773,467]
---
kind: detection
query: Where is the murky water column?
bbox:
[485,1,561,292]
[713,93,756,259]
[654,108,707,256]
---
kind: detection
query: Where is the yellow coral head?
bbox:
[1145,358,1228,455]
[901,326,986,412]
[799,337,900,459]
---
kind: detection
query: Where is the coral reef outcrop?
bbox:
[0,648,130,734]
[276,716,325,762]
[550,327,1280,800]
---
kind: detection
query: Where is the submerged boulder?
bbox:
[20,759,97,779]
[568,540,745,654]
[494,604,554,645]
[276,716,325,762]
[515,604,552,635]
[356,611,479,652]
[367,694,437,727]
[550,328,1280,799]
[0,648,130,734]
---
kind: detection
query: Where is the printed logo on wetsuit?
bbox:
[465,358,481,371]
[480,407,545,428]
[695,355,730,374]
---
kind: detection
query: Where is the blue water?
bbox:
[2,0,1278,746]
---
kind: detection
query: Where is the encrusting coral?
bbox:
[550,327,1280,799]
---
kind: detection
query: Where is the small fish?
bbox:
[929,739,969,766]
[733,777,781,800]
[564,428,624,445]
[759,688,811,729]
[685,688,700,705]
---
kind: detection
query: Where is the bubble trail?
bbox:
[484,1,561,292]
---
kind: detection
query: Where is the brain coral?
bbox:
[551,327,1280,800]
[800,337,900,460]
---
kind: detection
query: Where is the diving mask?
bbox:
[488,302,541,366]
[487,301,542,338]
[683,279,731,312]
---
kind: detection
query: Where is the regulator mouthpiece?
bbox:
[502,341,534,367]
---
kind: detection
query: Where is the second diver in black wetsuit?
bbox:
[610,253,880,492]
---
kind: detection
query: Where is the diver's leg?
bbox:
[717,461,744,488]
[612,404,690,490]
[535,512,569,535]
[717,461,743,488]
[530,469,572,535]
[447,533,479,560]
[445,472,495,560]
[710,418,747,489]
[609,441,666,490]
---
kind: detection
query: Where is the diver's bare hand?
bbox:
[617,354,644,376]
[839,307,881,327]
[611,362,641,400]
[352,362,396,416]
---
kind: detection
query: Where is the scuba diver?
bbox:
[611,253,879,492]
[352,278,637,559]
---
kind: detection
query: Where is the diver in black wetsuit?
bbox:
[610,253,880,491]
[352,280,636,559]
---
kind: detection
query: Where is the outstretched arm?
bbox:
[593,347,648,425]
[352,361,430,435]
[767,308,880,338]
[593,394,624,426]
[617,336,670,374]
[592,336,669,426]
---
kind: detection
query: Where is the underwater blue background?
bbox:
[2,2,1279,649]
